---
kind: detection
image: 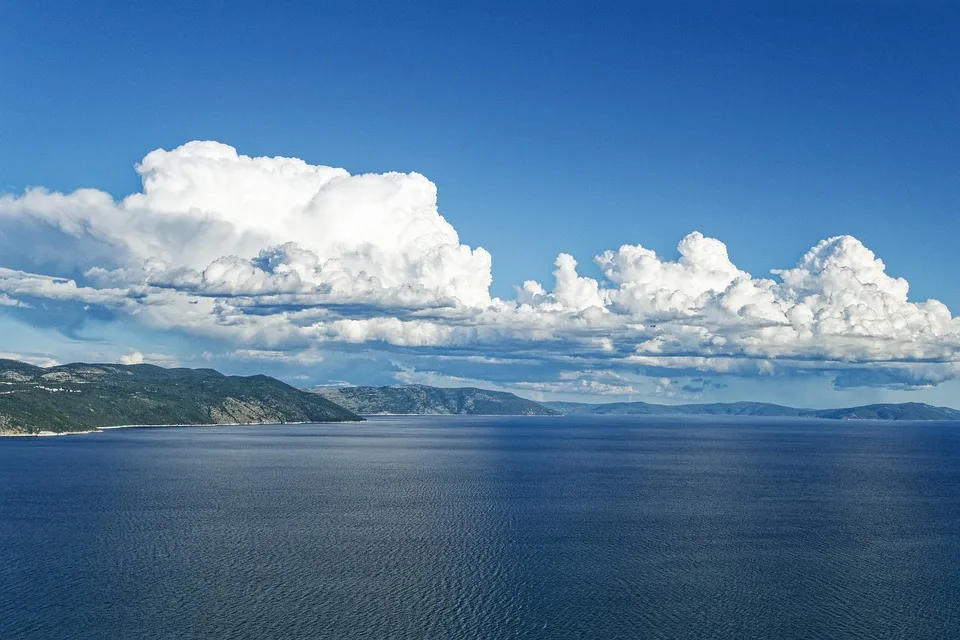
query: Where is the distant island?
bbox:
[312,384,960,421]
[0,359,361,435]
[311,384,559,416]
[544,399,960,421]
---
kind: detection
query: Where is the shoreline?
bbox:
[358,413,558,417]
[0,420,354,438]
[4,413,957,437]
[0,415,552,436]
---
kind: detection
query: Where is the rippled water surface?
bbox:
[2,416,960,639]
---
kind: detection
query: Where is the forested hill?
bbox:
[0,360,361,434]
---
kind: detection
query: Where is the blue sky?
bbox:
[2,1,960,407]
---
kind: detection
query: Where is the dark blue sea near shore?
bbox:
[2,416,960,639]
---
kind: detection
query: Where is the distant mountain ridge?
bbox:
[311,383,960,421]
[543,400,960,421]
[310,384,559,416]
[0,359,361,434]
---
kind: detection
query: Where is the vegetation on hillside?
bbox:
[0,360,361,434]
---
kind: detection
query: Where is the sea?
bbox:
[2,416,959,639]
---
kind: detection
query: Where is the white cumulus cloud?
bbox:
[119,351,144,365]
[1,141,492,308]
[1,140,959,392]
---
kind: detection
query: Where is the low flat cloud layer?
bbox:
[2,141,958,395]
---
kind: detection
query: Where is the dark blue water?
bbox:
[2,416,960,639]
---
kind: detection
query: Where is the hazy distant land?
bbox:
[543,399,960,421]
[313,383,960,421]
[310,384,559,416]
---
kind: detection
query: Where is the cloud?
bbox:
[229,348,325,365]
[2,140,959,393]
[390,365,650,401]
[0,293,29,308]
[1,141,492,309]
[830,362,960,390]
[0,352,60,368]
[117,351,185,367]
[516,232,960,383]
[681,378,729,394]
[119,351,144,365]
[515,377,639,397]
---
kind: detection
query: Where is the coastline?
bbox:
[0,414,557,436]
[4,413,956,437]
[1,415,557,436]
[0,429,102,437]
[0,420,346,438]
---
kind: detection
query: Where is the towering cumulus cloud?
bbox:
[518,233,960,383]
[1,141,958,391]
[1,141,492,308]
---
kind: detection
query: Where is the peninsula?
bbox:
[0,359,361,434]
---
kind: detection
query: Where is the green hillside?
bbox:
[0,360,361,434]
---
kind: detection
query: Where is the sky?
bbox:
[2,1,959,407]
